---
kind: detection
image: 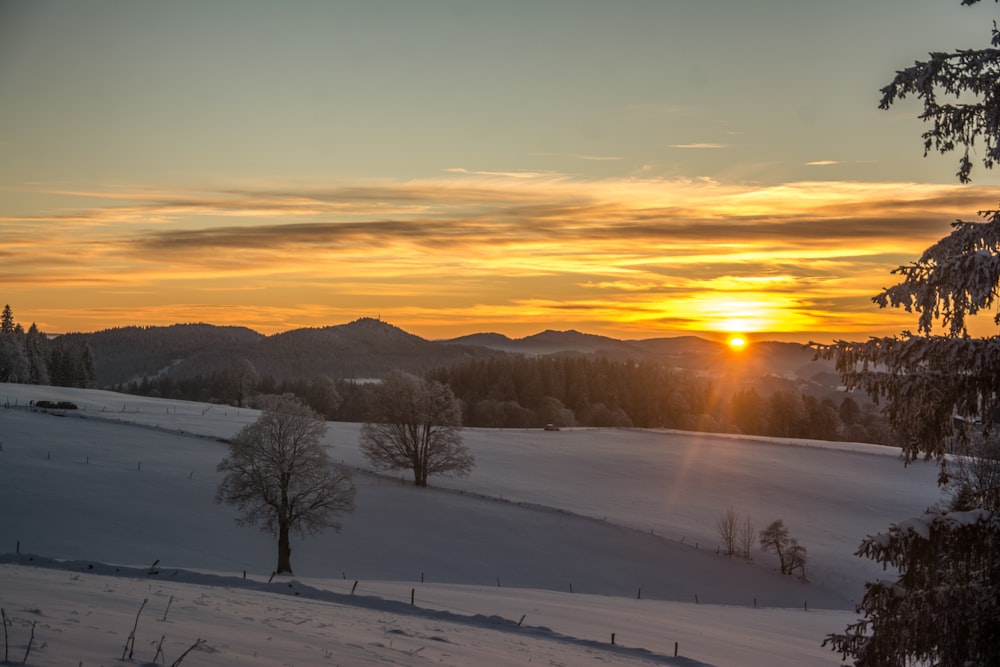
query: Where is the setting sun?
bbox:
[727,335,748,350]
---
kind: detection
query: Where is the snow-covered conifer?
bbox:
[817,3,1000,664]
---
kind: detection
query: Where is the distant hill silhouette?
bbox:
[73,323,263,387]
[81,318,492,387]
[74,318,833,389]
[441,330,831,384]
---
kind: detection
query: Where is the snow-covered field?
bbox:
[0,383,945,666]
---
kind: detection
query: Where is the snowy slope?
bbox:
[0,383,944,665]
[0,558,854,667]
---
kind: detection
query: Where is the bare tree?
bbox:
[715,506,739,557]
[786,538,807,580]
[227,359,258,408]
[216,397,355,574]
[307,374,341,418]
[360,370,474,487]
[947,434,1000,512]
[759,518,805,576]
[738,513,756,560]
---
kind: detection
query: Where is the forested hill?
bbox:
[81,319,495,388]
[70,323,263,387]
[68,317,832,390]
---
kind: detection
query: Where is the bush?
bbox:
[33,400,77,410]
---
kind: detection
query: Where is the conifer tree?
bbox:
[0,305,14,334]
[817,3,1000,664]
[25,323,50,385]
[0,305,29,383]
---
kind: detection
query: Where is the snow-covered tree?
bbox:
[360,370,473,487]
[817,215,1000,470]
[824,511,1000,666]
[816,3,1000,664]
[216,397,355,574]
[814,0,1000,469]
[25,323,50,385]
[0,305,29,383]
[879,0,1000,183]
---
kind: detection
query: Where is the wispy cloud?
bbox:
[669,143,729,149]
[622,103,686,116]
[806,160,840,166]
[443,167,561,179]
[529,152,624,162]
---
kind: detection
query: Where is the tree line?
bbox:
[4,302,891,446]
[0,305,96,388]
[110,353,893,445]
[429,355,892,445]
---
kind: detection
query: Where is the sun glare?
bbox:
[727,335,748,351]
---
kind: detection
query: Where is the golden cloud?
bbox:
[4,176,999,339]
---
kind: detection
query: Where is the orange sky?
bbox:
[4,177,1000,343]
[4,2,1000,343]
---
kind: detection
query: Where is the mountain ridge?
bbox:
[71,317,829,388]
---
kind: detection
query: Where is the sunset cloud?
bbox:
[4,176,999,340]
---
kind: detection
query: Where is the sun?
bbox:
[726,334,748,351]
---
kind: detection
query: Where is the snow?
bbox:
[0,383,946,666]
[942,507,990,526]
[896,517,932,540]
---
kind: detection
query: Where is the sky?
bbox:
[3,0,1000,343]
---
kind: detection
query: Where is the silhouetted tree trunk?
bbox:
[277,521,292,574]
